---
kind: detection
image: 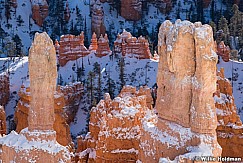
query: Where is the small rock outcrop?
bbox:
[91,0,106,38]
[0,32,71,163]
[215,68,243,157]
[89,33,98,51]
[121,0,142,21]
[114,29,152,59]
[56,32,90,66]
[31,0,49,26]
[96,34,112,57]
[0,106,6,136]
[0,73,10,106]
[217,41,230,62]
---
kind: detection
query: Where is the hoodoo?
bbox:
[0,32,71,163]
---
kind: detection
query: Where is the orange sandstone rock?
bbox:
[114,30,152,59]
[0,106,6,136]
[0,32,71,163]
[89,33,98,51]
[14,82,83,146]
[96,34,112,57]
[144,20,221,161]
[215,68,243,157]
[56,32,90,66]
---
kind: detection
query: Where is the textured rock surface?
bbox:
[0,106,6,136]
[149,0,172,14]
[96,34,112,57]
[31,0,49,26]
[121,0,142,21]
[0,32,71,163]
[14,82,83,146]
[91,0,106,38]
[89,33,98,51]
[114,30,152,59]
[147,20,221,161]
[0,73,10,106]
[77,86,150,162]
[215,68,243,157]
[217,41,230,62]
[56,32,90,66]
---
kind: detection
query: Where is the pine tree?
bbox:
[118,58,125,92]
[218,16,230,45]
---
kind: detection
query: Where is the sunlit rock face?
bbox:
[0,106,6,136]
[215,68,243,157]
[141,20,221,162]
[0,32,71,163]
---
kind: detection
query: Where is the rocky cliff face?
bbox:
[91,0,106,38]
[0,106,6,136]
[14,82,83,146]
[139,19,222,162]
[0,32,71,163]
[31,0,49,26]
[215,68,243,157]
[114,30,152,59]
[96,34,112,57]
[0,73,10,106]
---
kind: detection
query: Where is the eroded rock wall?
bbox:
[31,0,49,26]
[215,68,243,157]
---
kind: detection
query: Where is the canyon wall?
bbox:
[121,0,142,21]
[215,68,243,157]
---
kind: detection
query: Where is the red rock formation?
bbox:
[89,33,98,51]
[31,0,49,26]
[0,106,6,136]
[0,73,10,106]
[215,68,243,157]
[121,0,142,21]
[64,2,71,22]
[57,32,90,66]
[217,41,230,62]
[91,0,106,37]
[0,32,71,163]
[77,20,222,163]
[96,34,112,57]
[114,30,152,59]
[141,20,221,162]
[77,86,150,162]
[14,82,83,146]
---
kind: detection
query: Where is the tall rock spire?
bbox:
[28,32,57,131]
